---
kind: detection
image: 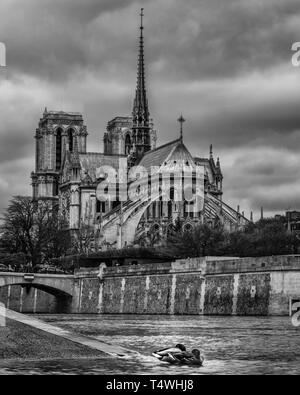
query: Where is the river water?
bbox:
[1,315,299,375]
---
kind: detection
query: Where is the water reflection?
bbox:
[0,315,299,375]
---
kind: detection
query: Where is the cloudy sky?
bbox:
[1,0,300,219]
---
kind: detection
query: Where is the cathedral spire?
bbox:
[133,8,148,125]
[131,8,151,159]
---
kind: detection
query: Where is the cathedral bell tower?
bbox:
[31,109,87,201]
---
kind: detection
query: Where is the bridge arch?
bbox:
[0,282,73,298]
[0,274,74,313]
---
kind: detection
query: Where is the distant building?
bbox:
[286,211,300,233]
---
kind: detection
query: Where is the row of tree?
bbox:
[0,196,299,268]
[166,217,300,258]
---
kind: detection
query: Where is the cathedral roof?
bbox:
[79,153,126,182]
[137,138,196,173]
[194,157,209,163]
[137,139,180,171]
[41,109,83,121]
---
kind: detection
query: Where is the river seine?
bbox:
[0,315,299,375]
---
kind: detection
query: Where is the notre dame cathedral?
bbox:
[31,10,248,250]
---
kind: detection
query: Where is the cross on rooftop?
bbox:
[178,115,186,141]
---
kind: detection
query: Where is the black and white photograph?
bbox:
[0,0,300,379]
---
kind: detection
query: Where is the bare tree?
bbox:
[0,196,71,266]
[72,221,98,256]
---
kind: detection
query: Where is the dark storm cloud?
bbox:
[145,0,300,81]
[0,0,141,81]
[0,157,33,214]
[1,0,300,216]
[2,0,300,81]
[221,147,300,216]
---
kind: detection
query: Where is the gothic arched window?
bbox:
[68,129,74,152]
[166,224,172,235]
[137,131,143,144]
[168,201,173,218]
[56,128,63,171]
[125,134,131,155]
[184,223,193,233]
[170,187,175,201]
[184,201,190,218]
[151,224,160,234]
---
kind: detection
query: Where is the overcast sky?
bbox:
[1,0,300,219]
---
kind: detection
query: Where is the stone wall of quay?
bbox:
[1,255,300,315]
[75,255,300,316]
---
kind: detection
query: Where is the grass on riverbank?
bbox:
[0,319,104,360]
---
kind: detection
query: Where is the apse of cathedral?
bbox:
[31,9,249,249]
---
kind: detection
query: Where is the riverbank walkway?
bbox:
[0,308,139,358]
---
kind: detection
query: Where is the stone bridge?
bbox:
[0,273,76,313]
